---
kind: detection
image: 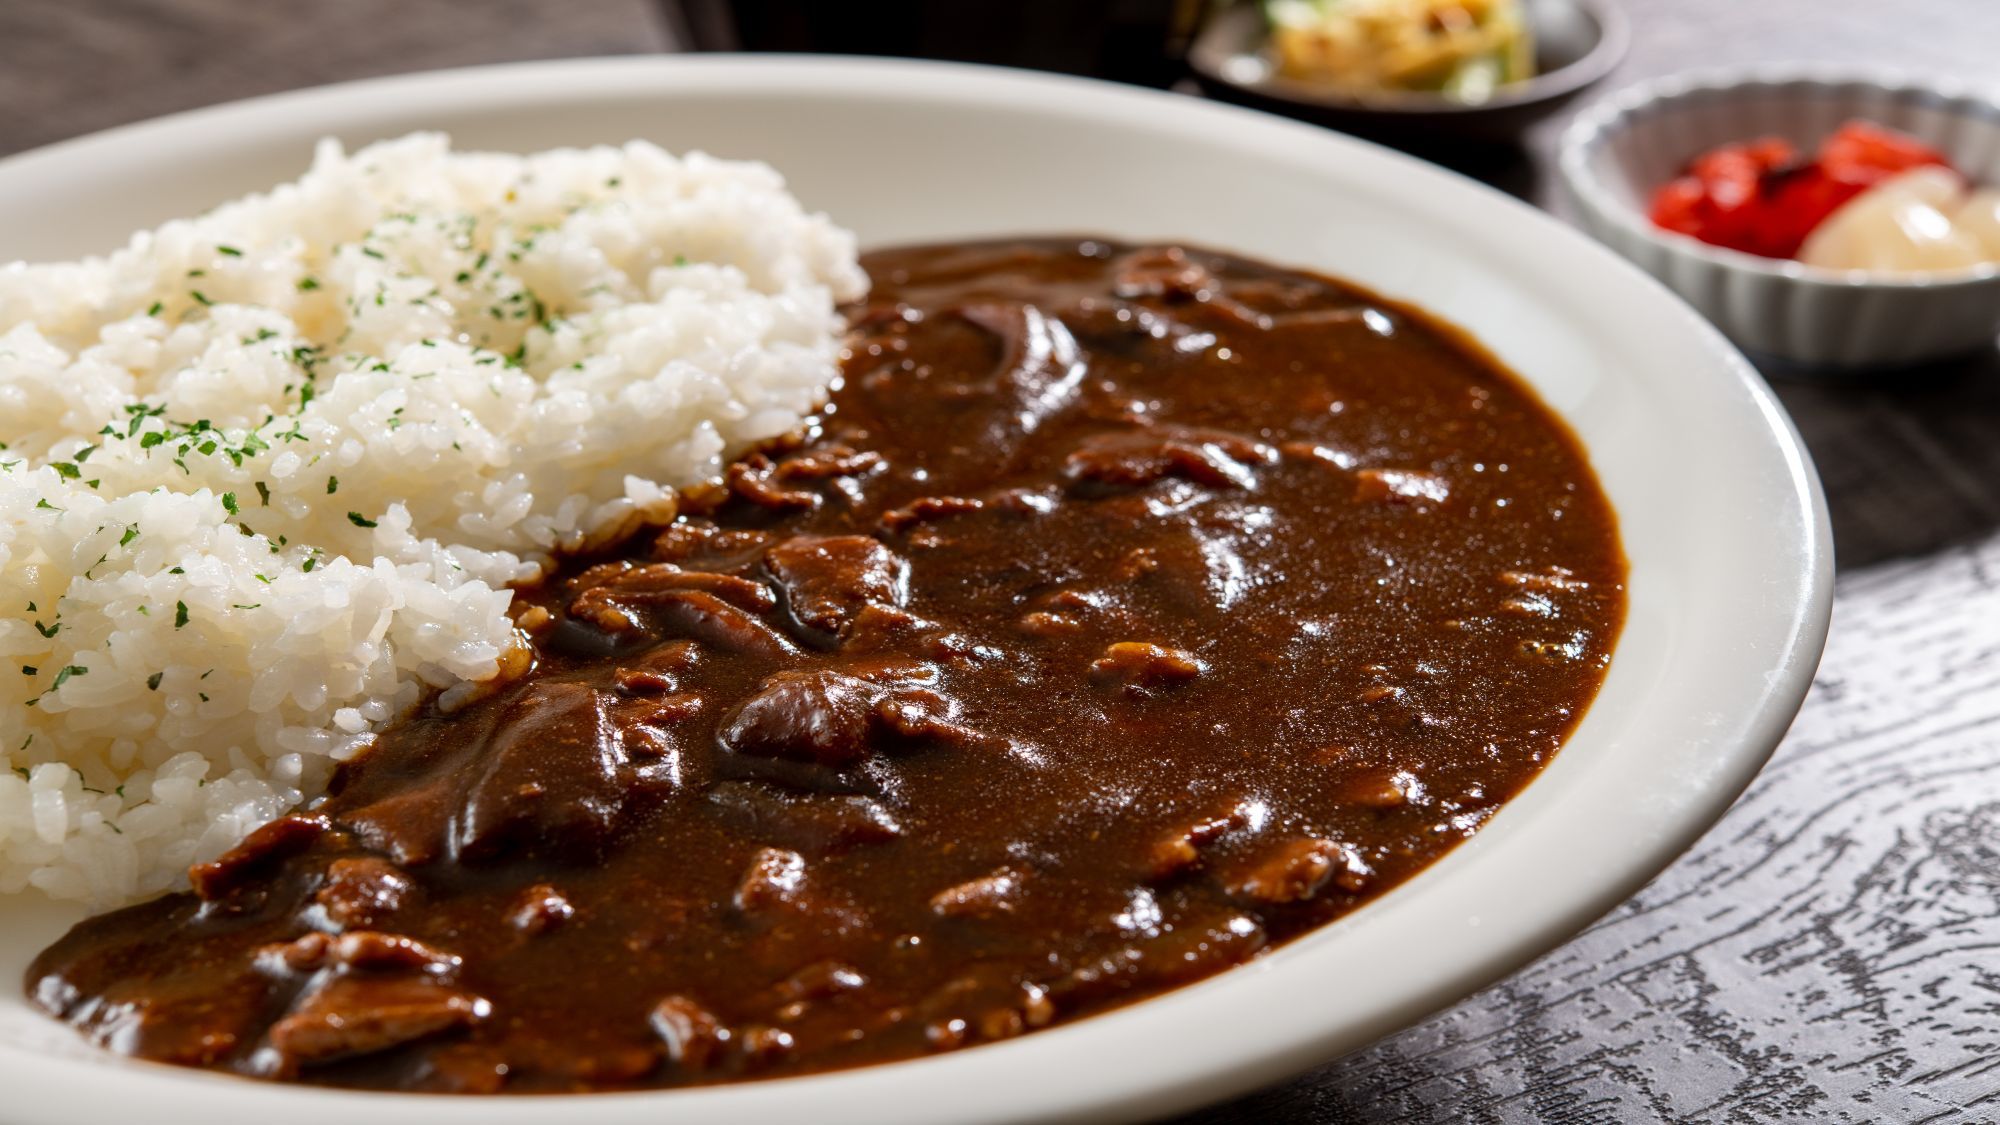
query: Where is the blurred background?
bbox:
[6,0,1996,214]
[6,0,1994,569]
[4,3,2000,1121]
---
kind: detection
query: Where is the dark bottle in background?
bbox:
[668,0,1213,89]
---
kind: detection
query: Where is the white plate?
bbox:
[0,56,1831,1125]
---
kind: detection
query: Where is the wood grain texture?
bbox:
[2,1,1998,1121]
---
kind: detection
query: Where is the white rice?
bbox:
[0,133,864,905]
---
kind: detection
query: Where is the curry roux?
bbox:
[27,239,1625,1092]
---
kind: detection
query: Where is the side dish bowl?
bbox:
[1189,0,1628,147]
[0,56,1830,1124]
[1560,67,2000,372]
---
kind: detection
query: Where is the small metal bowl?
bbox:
[1187,0,1628,148]
[1559,67,2000,372]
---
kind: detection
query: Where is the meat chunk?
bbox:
[929,979,1058,1047]
[652,589,796,659]
[727,453,821,510]
[614,640,703,697]
[1018,611,1084,637]
[879,495,987,534]
[509,883,576,935]
[1279,441,1359,469]
[1230,838,1369,904]
[841,603,939,652]
[611,691,705,755]
[772,446,883,482]
[1107,246,1274,328]
[613,667,677,695]
[989,487,1058,517]
[575,563,776,614]
[1110,245,1214,299]
[568,563,785,650]
[254,930,460,980]
[189,815,328,902]
[739,1024,796,1065]
[1147,803,1252,879]
[1064,426,1275,494]
[313,857,413,930]
[256,932,333,974]
[929,867,1025,919]
[943,301,1088,459]
[719,669,987,776]
[1355,468,1450,506]
[650,995,727,1072]
[667,571,779,612]
[1090,642,1205,689]
[453,681,633,863]
[719,670,881,769]
[872,688,979,746]
[650,519,718,562]
[1056,911,1268,1011]
[764,535,908,640]
[328,930,461,974]
[1139,914,1269,984]
[773,960,867,1004]
[733,847,809,914]
[268,975,489,1066]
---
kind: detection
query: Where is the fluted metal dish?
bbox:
[1191,0,1628,147]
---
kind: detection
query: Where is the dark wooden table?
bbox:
[6,1,1999,1121]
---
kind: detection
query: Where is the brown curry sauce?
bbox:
[26,239,1625,1092]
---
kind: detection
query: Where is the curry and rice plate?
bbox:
[6,137,1624,1092]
